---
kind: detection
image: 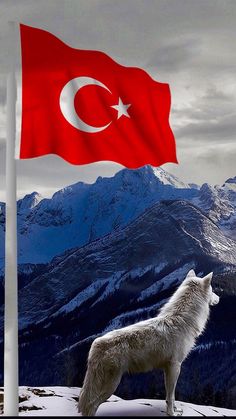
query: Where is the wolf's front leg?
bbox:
[164,362,183,416]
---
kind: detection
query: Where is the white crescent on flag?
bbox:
[59,76,112,133]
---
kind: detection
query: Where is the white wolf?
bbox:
[78,269,219,416]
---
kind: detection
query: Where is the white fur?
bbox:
[78,270,219,416]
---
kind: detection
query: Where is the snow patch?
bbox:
[2,386,234,417]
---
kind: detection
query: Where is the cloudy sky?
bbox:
[0,0,236,201]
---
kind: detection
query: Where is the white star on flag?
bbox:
[111,98,131,119]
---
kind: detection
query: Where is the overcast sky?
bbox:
[0,0,236,201]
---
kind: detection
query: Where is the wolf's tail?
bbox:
[78,358,104,416]
[78,339,122,416]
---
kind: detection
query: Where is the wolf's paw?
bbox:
[174,410,183,416]
[174,405,183,415]
[166,400,183,416]
[167,406,183,416]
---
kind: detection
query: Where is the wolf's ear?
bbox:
[186,269,196,278]
[203,272,213,288]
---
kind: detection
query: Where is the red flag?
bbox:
[17,24,178,168]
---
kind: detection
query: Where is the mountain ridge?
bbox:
[0,165,236,268]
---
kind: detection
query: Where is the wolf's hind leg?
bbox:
[99,368,122,404]
[164,362,182,416]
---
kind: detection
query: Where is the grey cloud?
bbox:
[1,0,236,70]
[165,142,236,186]
[172,86,236,142]
[0,83,6,107]
[0,0,236,197]
[0,144,122,200]
[16,157,122,199]
[176,112,236,141]
[147,37,201,73]
[199,145,236,168]
[173,87,236,119]
[0,142,5,201]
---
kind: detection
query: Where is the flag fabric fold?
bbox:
[17,24,177,168]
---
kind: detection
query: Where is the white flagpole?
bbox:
[4,22,18,416]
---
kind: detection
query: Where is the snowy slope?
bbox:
[218,177,236,238]
[15,200,236,331]
[1,387,235,416]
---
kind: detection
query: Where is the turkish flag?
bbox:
[17,24,178,168]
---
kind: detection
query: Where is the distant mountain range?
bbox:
[0,166,235,270]
[0,166,235,408]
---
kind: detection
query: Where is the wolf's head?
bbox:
[185,269,220,306]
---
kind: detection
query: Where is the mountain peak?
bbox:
[17,192,43,212]
[113,165,191,189]
[224,176,236,185]
[51,181,90,203]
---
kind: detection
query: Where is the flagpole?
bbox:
[4,22,18,416]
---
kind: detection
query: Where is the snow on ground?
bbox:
[0,387,235,416]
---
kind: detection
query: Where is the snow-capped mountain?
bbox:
[0,166,199,268]
[0,165,235,269]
